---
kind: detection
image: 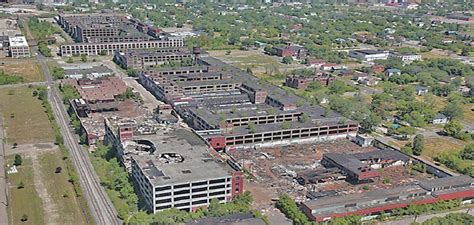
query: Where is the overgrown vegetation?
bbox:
[276,194,311,225]
[34,86,82,198]
[34,86,93,221]
[51,66,65,80]
[412,212,474,225]
[28,17,61,41]
[435,143,474,177]
[0,70,24,85]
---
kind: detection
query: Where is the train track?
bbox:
[34,47,120,225]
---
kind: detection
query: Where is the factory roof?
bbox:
[323,149,409,176]
[132,129,232,186]
[303,184,428,214]
[418,175,474,191]
[64,65,114,77]
[8,36,28,47]
[185,213,266,225]
[352,49,388,55]
[118,47,191,57]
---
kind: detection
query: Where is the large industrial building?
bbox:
[322,149,411,183]
[139,57,358,150]
[301,175,474,222]
[103,117,244,213]
[114,47,193,69]
[57,14,184,56]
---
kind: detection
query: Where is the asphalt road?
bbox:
[34,46,120,225]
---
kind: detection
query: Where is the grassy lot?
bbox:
[6,157,45,225]
[0,59,45,82]
[38,152,88,225]
[0,87,54,144]
[423,136,467,160]
[208,50,305,75]
[420,49,450,59]
[463,104,474,124]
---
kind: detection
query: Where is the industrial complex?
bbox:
[50,11,474,224]
[56,14,184,56]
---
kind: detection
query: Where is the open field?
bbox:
[38,152,88,224]
[423,136,467,159]
[420,49,450,59]
[208,49,306,75]
[463,104,474,124]
[6,157,45,225]
[0,87,54,144]
[0,58,44,82]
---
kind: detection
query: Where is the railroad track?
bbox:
[34,47,120,225]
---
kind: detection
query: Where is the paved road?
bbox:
[34,46,120,225]
[0,117,8,225]
[382,208,474,225]
[0,81,49,89]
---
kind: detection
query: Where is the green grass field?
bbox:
[38,152,88,225]
[6,157,45,225]
[0,87,54,144]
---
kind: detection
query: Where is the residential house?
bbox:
[431,113,449,125]
[385,68,401,77]
[415,85,429,96]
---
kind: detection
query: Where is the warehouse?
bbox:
[301,176,474,222]
[114,47,193,69]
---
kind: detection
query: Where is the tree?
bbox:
[247,122,256,133]
[282,56,293,64]
[66,57,74,63]
[55,166,62,173]
[413,134,424,156]
[459,143,474,160]
[80,54,88,62]
[281,121,291,129]
[127,68,138,77]
[461,47,470,56]
[128,211,150,225]
[444,120,463,137]
[442,101,464,120]
[20,214,28,222]
[14,154,22,166]
[361,112,382,133]
[18,181,24,189]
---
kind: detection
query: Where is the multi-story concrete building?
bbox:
[139,57,359,150]
[103,117,244,213]
[114,47,193,69]
[57,13,183,56]
[8,36,30,58]
[60,38,184,56]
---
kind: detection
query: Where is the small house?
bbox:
[431,113,449,125]
[415,85,429,96]
[385,68,401,77]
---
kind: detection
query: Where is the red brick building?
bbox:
[285,73,335,90]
